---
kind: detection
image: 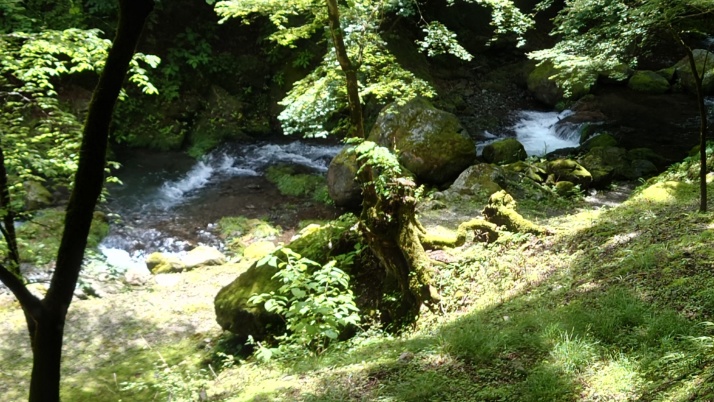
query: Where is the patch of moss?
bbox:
[265,165,331,204]
[11,208,109,266]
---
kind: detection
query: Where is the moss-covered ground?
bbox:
[1,170,714,401]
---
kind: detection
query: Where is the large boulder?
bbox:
[627,70,670,94]
[674,49,714,95]
[23,181,53,211]
[327,147,362,208]
[482,138,527,164]
[214,260,283,340]
[447,164,505,196]
[368,97,477,184]
[527,61,593,106]
[214,215,359,339]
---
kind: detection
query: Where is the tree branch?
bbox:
[0,262,43,317]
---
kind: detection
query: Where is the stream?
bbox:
[99,141,343,269]
[99,111,585,270]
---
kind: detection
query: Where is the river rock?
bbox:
[482,138,527,164]
[326,146,362,208]
[368,97,477,184]
[627,70,670,94]
[547,159,593,188]
[674,49,714,95]
[214,257,284,340]
[183,245,226,269]
[578,146,628,187]
[582,133,618,150]
[527,61,593,106]
[447,164,504,196]
[23,181,53,210]
[146,252,186,274]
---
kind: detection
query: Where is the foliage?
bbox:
[0,22,159,203]
[530,0,714,94]
[214,0,531,137]
[249,247,361,355]
[658,142,714,182]
[120,359,211,402]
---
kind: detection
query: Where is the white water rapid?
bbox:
[511,110,582,156]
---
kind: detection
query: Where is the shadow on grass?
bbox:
[271,181,714,402]
[0,295,210,402]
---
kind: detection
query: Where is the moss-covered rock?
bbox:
[327,146,362,208]
[674,49,714,95]
[578,146,628,187]
[627,148,668,169]
[482,138,527,164]
[23,181,53,211]
[214,215,359,339]
[146,252,186,274]
[447,163,505,196]
[368,97,477,184]
[582,133,618,150]
[547,159,593,188]
[627,70,670,94]
[214,259,283,340]
[420,226,465,249]
[554,181,576,197]
[482,191,547,235]
[527,61,594,106]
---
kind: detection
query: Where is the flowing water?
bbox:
[100,141,343,269]
[511,110,582,156]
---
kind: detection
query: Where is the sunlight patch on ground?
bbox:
[581,357,642,402]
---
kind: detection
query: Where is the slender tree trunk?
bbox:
[23,1,154,400]
[677,39,709,212]
[326,0,365,139]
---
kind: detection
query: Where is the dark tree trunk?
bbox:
[674,31,710,213]
[0,144,20,275]
[23,1,155,400]
[325,0,437,323]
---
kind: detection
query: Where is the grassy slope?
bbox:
[1,176,713,401]
[206,179,714,402]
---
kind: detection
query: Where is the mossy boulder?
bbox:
[578,146,628,187]
[554,181,576,197]
[527,61,593,106]
[547,159,593,188]
[213,215,359,339]
[627,70,670,94]
[674,49,714,95]
[582,133,618,150]
[599,63,633,84]
[146,252,186,274]
[482,191,547,235]
[368,97,476,184]
[327,146,362,208]
[214,260,283,340]
[627,148,668,169]
[447,164,505,196]
[482,138,527,164]
[23,181,53,211]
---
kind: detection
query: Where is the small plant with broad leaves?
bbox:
[249,247,361,357]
